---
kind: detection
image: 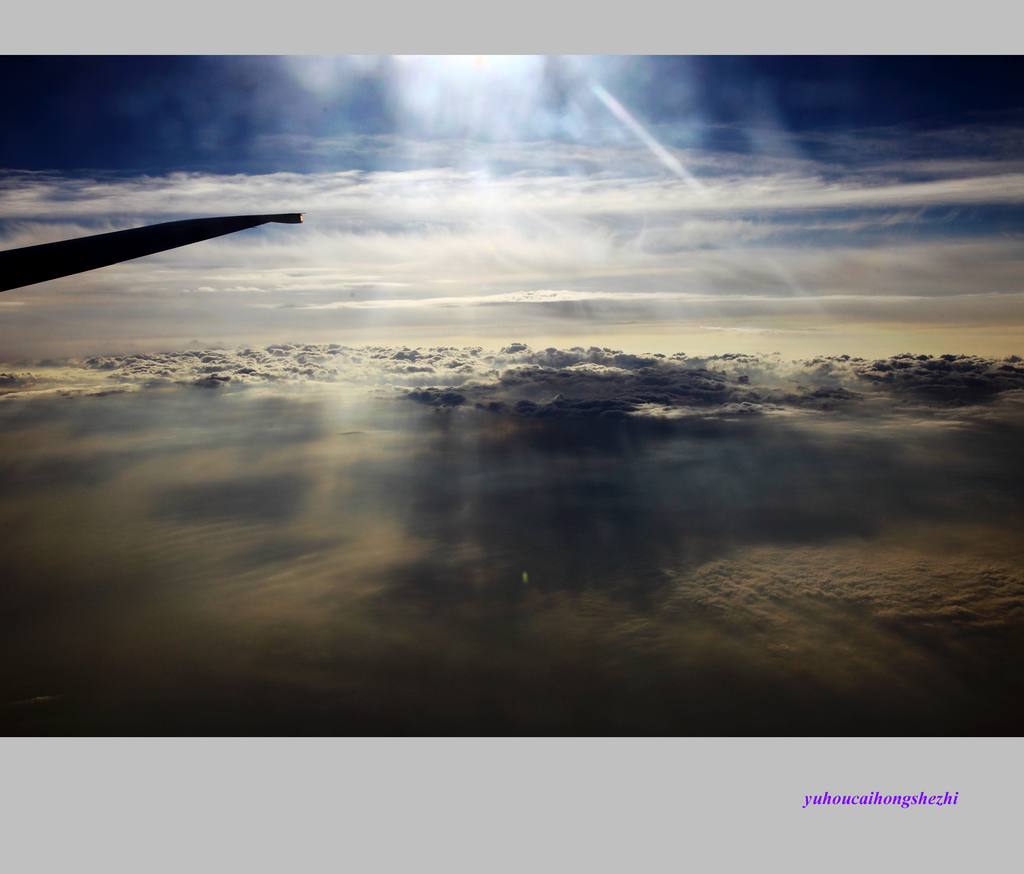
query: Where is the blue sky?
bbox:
[3,56,1024,174]
[2,56,1024,358]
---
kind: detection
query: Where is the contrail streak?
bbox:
[591,83,707,197]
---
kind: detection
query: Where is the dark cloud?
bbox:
[3,344,1024,734]
[848,352,1024,401]
[154,473,313,525]
[7,344,1024,410]
[356,400,1023,604]
[666,540,1024,631]
[391,346,1024,421]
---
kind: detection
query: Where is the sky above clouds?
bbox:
[2,56,1024,358]
[4,56,1024,736]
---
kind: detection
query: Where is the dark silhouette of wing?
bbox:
[0,213,303,293]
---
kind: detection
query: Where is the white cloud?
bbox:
[3,136,1024,357]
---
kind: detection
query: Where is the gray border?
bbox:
[2,737,1014,870]
[0,3,1016,54]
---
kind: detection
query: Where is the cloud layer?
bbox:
[3,122,1024,358]
[3,343,1024,734]
[7,343,1022,417]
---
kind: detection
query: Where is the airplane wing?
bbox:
[0,213,303,293]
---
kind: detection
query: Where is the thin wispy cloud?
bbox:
[2,150,1022,359]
